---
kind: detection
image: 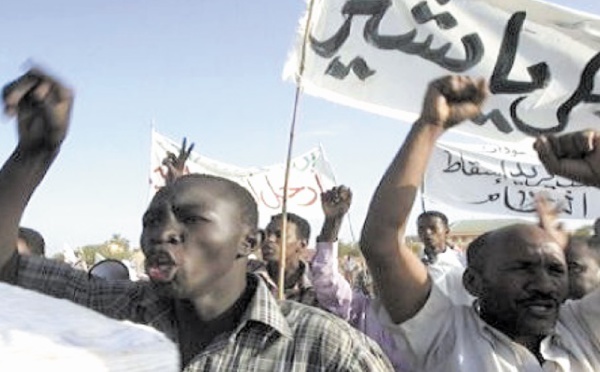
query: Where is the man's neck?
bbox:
[479,305,546,366]
[514,335,545,365]
[190,268,247,321]
[267,260,302,288]
[424,245,446,259]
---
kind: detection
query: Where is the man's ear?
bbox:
[237,229,262,258]
[463,267,484,298]
[298,238,308,252]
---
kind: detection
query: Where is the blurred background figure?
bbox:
[17,227,45,257]
[89,259,131,281]
[567,236,600,300]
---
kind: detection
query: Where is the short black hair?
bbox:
[89,259,130,281]
[417,211,449,228]
[184,174,258,229]
[18,227,45,256]
[270,212,311,241]
[466,231,491,271]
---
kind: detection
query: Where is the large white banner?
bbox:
[424,140,600,219]
[285,0,600,143]
[149,130,337,228]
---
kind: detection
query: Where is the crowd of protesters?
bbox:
[1,69,600,372]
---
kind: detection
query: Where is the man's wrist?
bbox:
[317,217,343,242]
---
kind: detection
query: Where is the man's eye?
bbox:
[182,215,206,224]
[549,265,566,275]
[568,263,584,274]
[143,214,160,227]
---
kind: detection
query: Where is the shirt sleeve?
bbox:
[15,255,143,320]
[310,241,354,320]
[376,282,455,366]
[0,251,20,284]
[561,286,600,348]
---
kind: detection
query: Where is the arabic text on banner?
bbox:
[284,0,600,143]
[424,139,600,219]
[149,130,337,230]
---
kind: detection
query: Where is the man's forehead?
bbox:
[492,225,563,256]
[418,216,445,227]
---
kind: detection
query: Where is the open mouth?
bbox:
[145,250,178,283]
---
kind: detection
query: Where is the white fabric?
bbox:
[377,283,600,371]
[424,140,600,220]
[0,283,179,372]
[425,248,474,306]
[149,130,336,230]
[285,0,600,143]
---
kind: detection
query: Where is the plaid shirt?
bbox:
[1,253,393,371]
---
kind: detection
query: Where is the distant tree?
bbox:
[338,240,361,258]
[50,252,65,262]
[77,234,133,267]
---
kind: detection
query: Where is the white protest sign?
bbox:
[423,139,600,219]
[285,0,600,143]
[149,130,337,228]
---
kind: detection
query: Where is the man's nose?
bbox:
[527,269,559,294]
[266,233,278,243]
[149,217,184,246]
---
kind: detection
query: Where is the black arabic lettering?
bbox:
[555,178,585,188]
[563,191,574,215]
[504,187,537,213]
[524,174,555,187]
[310,0,484,80]
[509,162,538,179]
[411,1,457,30]
[490,12,550,95]
[364,0,483,72]
[482,145,525,158]
[325,56,376,80]
[310,0,390,58]
[472,110,513,134]
[469,193,500,205]
[442,150,462,173]
[511,51,600,136]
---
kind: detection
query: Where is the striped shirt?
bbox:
[1,253,393,371]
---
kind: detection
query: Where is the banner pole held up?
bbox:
[278,0,317,301]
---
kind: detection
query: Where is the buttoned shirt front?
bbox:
[377,282,600,371]
[1,253,393,371]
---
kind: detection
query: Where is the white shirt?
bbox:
[426,247,474,305]
[378,283,600,371]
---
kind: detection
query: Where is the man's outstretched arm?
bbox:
[360,76,487,324]
[0,69,73,270]
[312,185,355,318]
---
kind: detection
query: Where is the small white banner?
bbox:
[285,0,600,143]
[149,130,337,228]
[424,140,600,219]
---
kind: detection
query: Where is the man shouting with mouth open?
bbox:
[0,69,393,372]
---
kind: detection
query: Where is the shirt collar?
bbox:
[471,299,559,347]
[237,274,293,340]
